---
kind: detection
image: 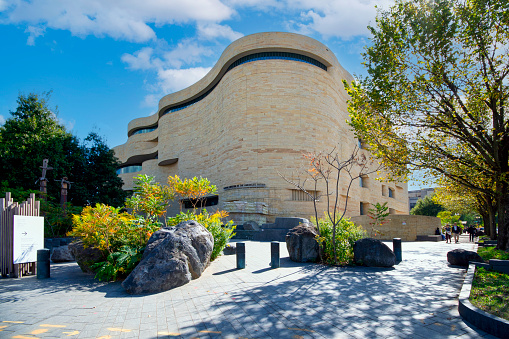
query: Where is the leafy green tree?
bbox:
[74,133,127,207]
[410,195,445,216]
[0,93,126,209]
[345,0,509,249]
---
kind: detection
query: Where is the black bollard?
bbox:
[393,238,402,263]
[270,241,280,268]
[236,242,245,269]
[37,249,50,279]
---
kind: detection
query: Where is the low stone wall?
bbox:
[349,215,441,241]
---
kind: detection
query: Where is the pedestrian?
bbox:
[452,224,461,243]
[467,225,476,242]
[445,224,452,243]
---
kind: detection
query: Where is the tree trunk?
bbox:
[489,204,497,241]
[497,187,509,250]
[480,212,490,237]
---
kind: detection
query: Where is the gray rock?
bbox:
[286,223,319,262]
[222,244,236,255]
[122,220,214,294]
[50,245,75,262]
[354,238,396,267]
[243,221,260,231]
[68,240,105,274]
[447,249,484,266]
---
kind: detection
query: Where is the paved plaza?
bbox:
[0,235,498,338]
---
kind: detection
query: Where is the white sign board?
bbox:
[13,215,44,264]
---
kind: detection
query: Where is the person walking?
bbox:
[467,225,476,242]
[445,224,452,243]
[452,224,461,243]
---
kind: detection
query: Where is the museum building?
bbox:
[113,32,409,224]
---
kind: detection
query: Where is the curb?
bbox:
[458,263,509,338]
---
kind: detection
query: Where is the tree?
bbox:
[345,0,509,249]
[368,202,390,237]
[433,178,495,236]
[280,146,380,264]
[74,133,127,207]
[410,195,445,216]
[0,93,126,208]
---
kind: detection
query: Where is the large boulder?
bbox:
[122,220,214,294]
[68,241,105,273]
[286,223,320,262]
[354,238,396,267]
[447,249,484,266]
[50,245,75,262]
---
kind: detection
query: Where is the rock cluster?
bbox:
[68,240,105,273]
[122,220,214,294]
[50,245,75,263]
[447,249,484,267]
[286,223,320,262]
[353,238,396,267]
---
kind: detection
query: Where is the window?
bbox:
[291,189,318,201]
[181,195,219,209]
[389,188,394,198]
[360,202,365,215]
[131,126,157,135]
[359,176,368,188]
[358,139,363,149]
[116,165,142,175]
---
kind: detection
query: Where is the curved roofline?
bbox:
[157,32,342,115]
[126,32,344,136]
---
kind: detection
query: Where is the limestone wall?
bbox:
[113,32,409,222]
[349,215,441,241]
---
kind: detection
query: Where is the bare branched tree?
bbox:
[279,145,383,264]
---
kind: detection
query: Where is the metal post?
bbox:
[393,238,402,263]
[37,249,50,279]
[271,241,280,268]
[236,242,245,269]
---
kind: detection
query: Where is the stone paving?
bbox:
[0,235,498,338]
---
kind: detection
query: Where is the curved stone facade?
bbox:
[113,32,409,223]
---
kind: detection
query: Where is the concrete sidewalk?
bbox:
[0,235,497,338]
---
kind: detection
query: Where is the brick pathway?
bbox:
[0,235,497,338]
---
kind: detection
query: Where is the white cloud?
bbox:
[4,0,235,44]
[0,115,5,125]
[286,0,395,39]
[122,47,159,71]
[197,23,243,41]
[0,0,9,11]
[25,26,45,45]
[163,39,214,68]
[224,0,281,9]
[142,94,159,108]
[157,67,212,94]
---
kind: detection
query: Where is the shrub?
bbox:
[42,201,83,238]
[68,204,160,281]
[315,215,366,265]
[167,209,236,261]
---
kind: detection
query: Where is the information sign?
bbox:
[13,215,44,264]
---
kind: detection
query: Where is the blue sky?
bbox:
[1,0,425,189]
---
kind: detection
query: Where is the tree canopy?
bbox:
[345,0,509,249]
[410,195,445,216]
[0,92,126,207]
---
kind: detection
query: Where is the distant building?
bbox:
[113,32,409,224]
[408,188,435,211]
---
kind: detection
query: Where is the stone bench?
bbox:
[416,235,442,242]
